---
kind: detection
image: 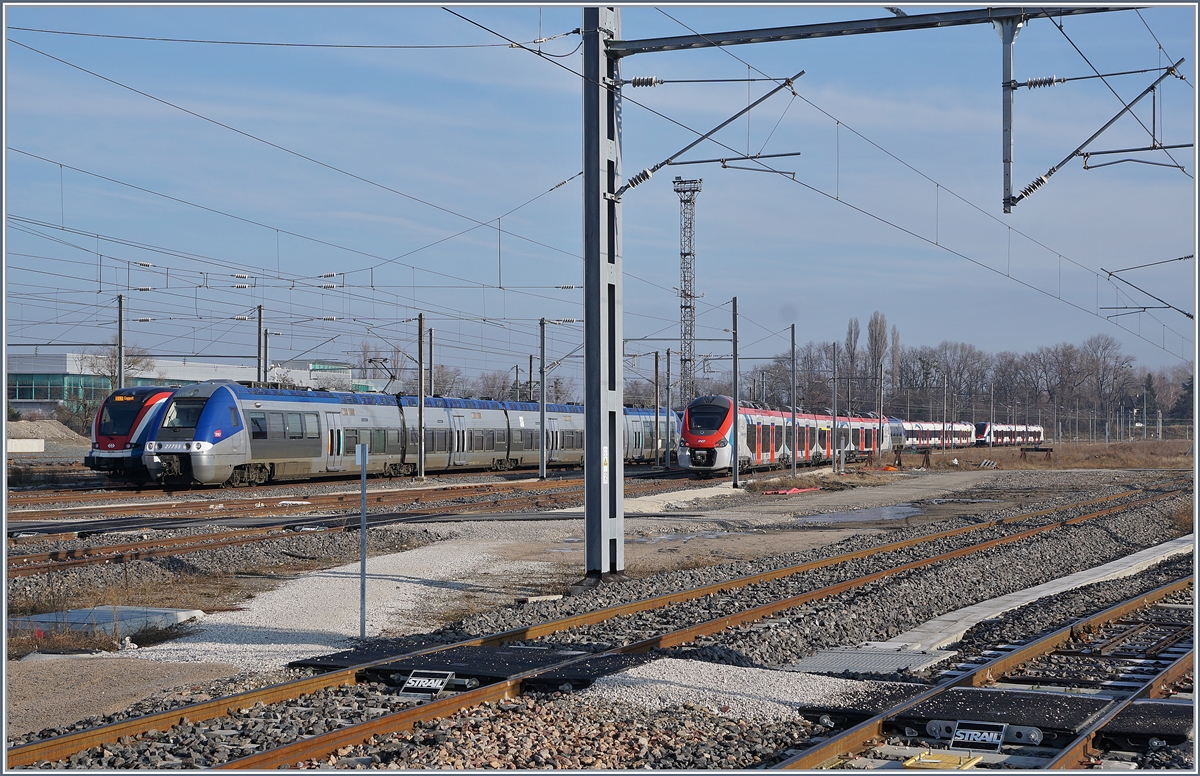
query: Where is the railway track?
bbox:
[5,478,697,577]
[6,485,1188,769]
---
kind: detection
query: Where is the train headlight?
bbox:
[716,438,729,448]
[124,443,132,449]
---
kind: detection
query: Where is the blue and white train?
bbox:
[139,380,678,487]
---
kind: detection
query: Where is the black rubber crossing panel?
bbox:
[894,688,1111,735]
[359,645,590,686]
[1099,699,1194,747]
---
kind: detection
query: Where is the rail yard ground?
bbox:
[3,452,1195,767]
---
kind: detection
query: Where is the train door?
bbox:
[451,415,467,466]
[768,424,776,464]
[547,417,560,462]
[754,423,762,465]
[325,412,343,471]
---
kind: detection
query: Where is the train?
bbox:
[973,422,1044,447]
[678,395,1043,476]
[132,380,679,487]
[85,385,178,484]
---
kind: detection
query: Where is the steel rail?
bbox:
[219,506,1190,769]
[771,577,1193,769]
[5,480,686,578]
[1045,648,1194,769]
[4,487,1183,768]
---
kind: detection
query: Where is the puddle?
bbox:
[795,504,922,524]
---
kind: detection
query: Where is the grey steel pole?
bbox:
[581,6,625,585]
[256,304,264,383]
[654,351,661,468]
[990,383,995,448]
[1144,392,1148,440]
[359,443,367,639]
[263,329,270,385]
[731,297,740,489]
[1000,18,1019,212]
[790,323,797,477]
[528,354,534,402]
[117,293,125,389]
[539,317,547,480]
[428,328,434,396]
[417,313,425,479]
[666,348,672,469]
[942,375,948,451]
[831,341,838,474]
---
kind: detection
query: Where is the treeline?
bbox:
[628,312,1193,429]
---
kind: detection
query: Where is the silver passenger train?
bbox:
[140,380,677,487]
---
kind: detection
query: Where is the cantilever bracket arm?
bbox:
[613,70,804,199]
[1010,57,1185,208]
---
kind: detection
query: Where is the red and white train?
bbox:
[679,395,1042,476]
[973,422,1044,447]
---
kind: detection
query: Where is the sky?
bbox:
[4,3,1196,395]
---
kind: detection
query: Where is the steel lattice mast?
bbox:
[673,177,701,404]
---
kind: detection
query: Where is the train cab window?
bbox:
[248,412,268,440]
[229,408,241,428]
[268,412,286,439]
[162,399,206,429]
[304,413,319,439]
[285,413,304,439]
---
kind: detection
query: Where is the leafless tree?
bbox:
[79,336,155,389]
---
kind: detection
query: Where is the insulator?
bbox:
[627,76,660,88]
[233,284,250,289]
[320,272,338,278]
[556,285,577,290]
[321,316,340,321]
[234,315,249,320]
[137,317,153,322]
[1025,75,1059,89]
[626,168,653,189]
[232,273,249,278]
[135,262,154,268]
[135,286,154,291]
[1020,175,1049,198]
[319,283,337,289]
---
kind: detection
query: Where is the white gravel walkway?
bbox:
[135,537,558,673]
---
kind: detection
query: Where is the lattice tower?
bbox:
[673,177,702,405]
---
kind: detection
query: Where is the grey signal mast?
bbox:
[673,177,702,406]
[578,5,1129,592]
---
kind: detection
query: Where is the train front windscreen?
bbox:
[96,395,145,437]
[687,404,729,435]
[157,398,209,440]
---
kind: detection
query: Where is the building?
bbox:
[7,353,356,416]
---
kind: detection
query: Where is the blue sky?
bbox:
[4,4,1196,390]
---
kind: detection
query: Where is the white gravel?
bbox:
[583,657,920,721]
[134,531,570,673]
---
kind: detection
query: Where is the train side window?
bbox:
[387,428,400,451]
[229,408,241,428]
[436,430,449,452]
[345,429,358,449]
[303,413,319,439]
[485,430,495,450]
[473,431,484,451]
[268,412,286,439]
[373,429,385,453]
[248,412,268,440]
[286,413,304,439]
[496,429,507,446]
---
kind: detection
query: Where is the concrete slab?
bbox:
[8,606,204,637]
[872,535,1194,651]
[7,438,45,453]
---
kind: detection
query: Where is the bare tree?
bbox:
[843,318,860,414]
[79,336,155,389]
[469,369,513,400]
[889,324,901,398]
